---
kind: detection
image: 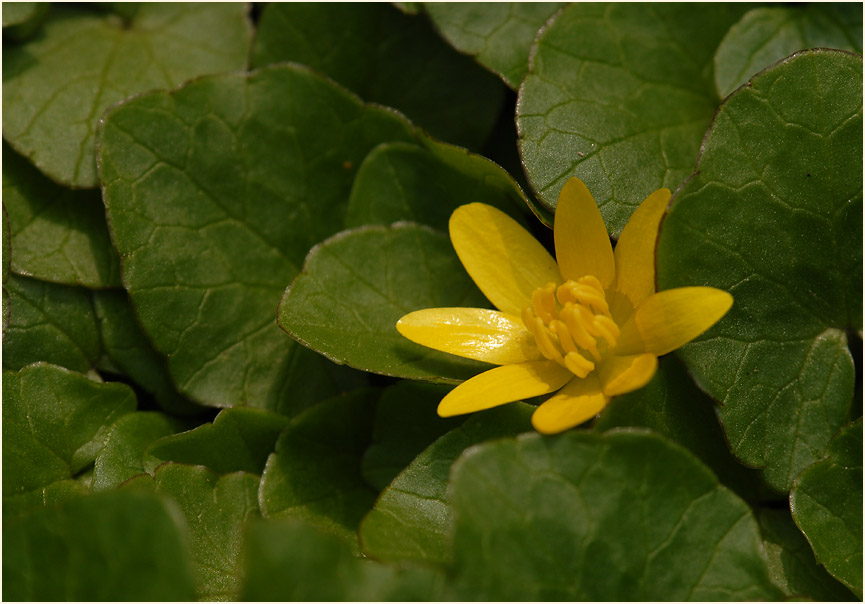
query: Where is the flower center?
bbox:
[521,276,620,378]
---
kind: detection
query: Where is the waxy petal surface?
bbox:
[449,203,560,316]
[554,178,615,288]
[616,287,733,356]
[531,374,608,434]
[438,361,572,417]
[598,353,658,397]
[397,308,541,365]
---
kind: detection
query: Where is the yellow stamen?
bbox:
[564,352,594,378]
[533,317,563,363]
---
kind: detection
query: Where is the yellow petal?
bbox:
[449,203,560,316]
[597,353,658,397]
[396,308,541,365]
[553,178,615,288]
[438,360,572,417]
[615,287,734,356]
[609,188,671,323]
[531,374,609,434]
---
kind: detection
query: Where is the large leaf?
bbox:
[279,223,489,383]
[448,430,784,600]
[3,275,101,372]
[359,403,533,565]
[656,49,861,491]
[259,389,380,549]
[240,519,446,601]
[1,1,48,40]
[790,419,863,597]
[250,2,504,149]
[2,3,252,187]
[2,143,120,288]
[98,64,408,410]
[424,2,565,89]
[715,5,863,99]
[516,3,750,236]
[2,491,197,601]
[124,464,261,601]
[2,363,136,502]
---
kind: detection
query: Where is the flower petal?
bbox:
[438,360,572,417]
[610,187,671,323]
[598,353,658,397]
[554,178,615,288]
[396,308,541,365]
[449,203,560,316]
[531,374,609,434]
[615,287,734,356]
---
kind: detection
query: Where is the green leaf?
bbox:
[517,3,750,236]
[92,290,202,415]
[2,363,136,502]
[98,64,410,410]
[145,406,290,475]
[791,419,863,597]
[594,357,768,502]
[3,143,121,288]
[259,389,379,549]
[2,203,10,337]
[359,403,533,565]
[362,381,463,491]
[250,3,504,149]
[279,223,490,382]
[656,49,862,491]
[1,1,48,40]
[715,5,863,99]
[2,3,252,187]
[123,464,261,601]
[2,491,197,601]
[240,519,447,601]
[3,480,88,523]
[345,139,539,231]
[448,430,784,601]
[424,2,566,89]
[3,274,101,372]
[92,412,184,492]
[758,508,857,601]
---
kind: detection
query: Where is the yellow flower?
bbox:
[396,178,732,434]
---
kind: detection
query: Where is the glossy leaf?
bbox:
[250,2,504,149]
[240,519,447,601]
[3,363,136,501]
[424,2,565,89]
[259,389,380,549]
[791,419,863,597]
[517,3,750,235]
[145,406,290,475]
[279,223,490,383]
[98,64,406,410]
[124,464,261,601]
[449,430,784,600]
[2,491,197,601]
[3,275,101,372]
[360,403,533,565]
[3,480,88,523]
[3,3,252,187]
[656,50,861,491]
[2,143,120,288]
[715,5,863,98]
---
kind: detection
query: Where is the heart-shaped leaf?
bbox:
[656,49,861,491]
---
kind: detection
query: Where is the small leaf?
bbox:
[449,430,784,600]
[656,49,862,490]
[259,389,380,549]
[250,2,504,149]
[240,519,447,601]
[791,419,863,597]
[359,403,533,565]
[145,406,290,476]
[715,5,863,99]
[3,275,101,372]
[424,2,566,89]
[2,491,197,601]
[279,223,490,383]
[3,3,252,187]
[3,480,87,523]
